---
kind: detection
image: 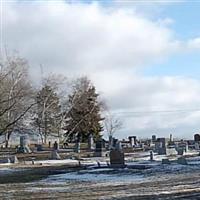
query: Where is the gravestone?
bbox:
[88,133,94,150]
[128,136,137,147]
[0,157,10,164]
[50,151,61,160]
[177,157,187,165]
[17,136,31,153]
[155,138,167,155]
[74,134,81,153]
[108,136,113,150]
[116,141,122,151]
[195,142,199,150]
[74,141,80,153]
[94,140,103,157]
[110,149,125,167]
[37,144,43,151]
[10,156,19,164]
[150,150,154,161]
[53,141,59,150]
[162,159,171,164]
[177,148,184,155]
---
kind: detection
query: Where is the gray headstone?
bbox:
[10,156,19,164]
[50,151,61,160]
[74,141,80,153]
[17,136,31,153]
[162,159,171,164]
[150,150,153,161]
[195,142,199,150]
[116,141,122,150]
[53,141,59,150]
[88,134,94,150]
[37,144,43,151]
[177,157,187,165]
[0,157,11,164]
[110,149,125,167]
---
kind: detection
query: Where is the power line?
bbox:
[105,108,200,117]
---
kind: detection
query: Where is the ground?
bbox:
[0,150,200,199]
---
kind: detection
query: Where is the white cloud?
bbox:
[2,1,200,139]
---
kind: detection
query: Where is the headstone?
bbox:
[53,141,59,150]
[108,136,114,150]
[74,141,80,153]
[9,156,19,164]
[88,133,94,150]
[195,142,199,150]
[17,136,31,153]
[116,141,122,151]
[74,134,81,153]
[152,135,156,142]
[185,143,189,152]
[162,159,171,164]
[0,157,11,164]
[94,140,103,157]
[177,157,187,165]
[37,144,43,151]
[150,150,153,161]
[166,147,178,156]
[155,138,167,155]
[50,151,61,160]
[129,136,137,147]
[110,149,125,167]
[177,148,184,155]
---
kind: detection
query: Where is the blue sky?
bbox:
[142,1,200,78]
[3,0,200,139]
[68,0,200,78]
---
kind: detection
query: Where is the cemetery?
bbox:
[0,132,200,199]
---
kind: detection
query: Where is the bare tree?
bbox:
[0,54,34,146]
[31,74,68,144]
[104,112,123,149]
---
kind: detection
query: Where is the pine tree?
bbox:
[64,77,104,142]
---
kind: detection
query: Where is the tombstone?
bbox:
[152,135,156,143]
[177,148,184,155]
[177,157,187,165]
[194,134,200,142]
[74,141,80,153]
[155,138,167,155]
[74,134,81,153]
[94,140,103,157]
[110,149,125,168]
[185,143,189,153]
[129,136,137,147]
[9,156,19,164]
[37,144,43,151]
[88,133,94,151]
[0,157,11,164]
[53,141,59,150]
[162,159,171,164]
[108,136,114,150]
[17,136,31,153]
[150,150,154,161]
[166,147,178,156]
[112,138,118,149]
[116,141,122,151]
[50,150,61,160]
[195,142,199,150]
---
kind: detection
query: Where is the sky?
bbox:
[1,0,200,139]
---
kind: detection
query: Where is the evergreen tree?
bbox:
[64,77,104,142]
